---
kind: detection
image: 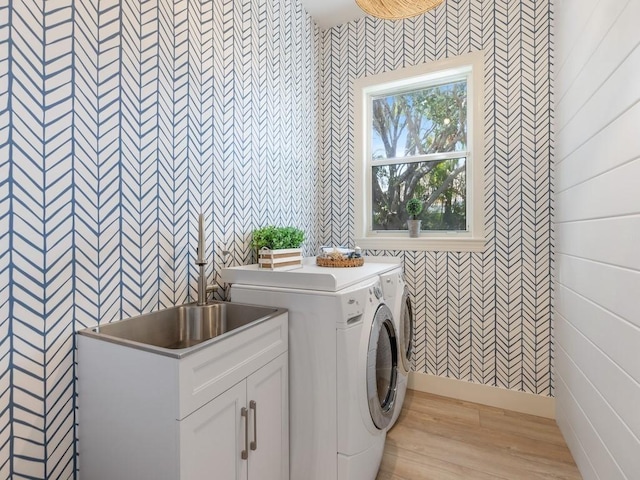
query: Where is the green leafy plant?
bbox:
[405,198,423,220]
[252,226,305,250]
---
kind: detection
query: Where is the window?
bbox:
[353,51,485,251]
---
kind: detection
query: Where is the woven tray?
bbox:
[316,256,364,268]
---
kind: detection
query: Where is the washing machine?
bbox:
[337,278,399,479]
[380,268,414,428]
[222,258,401,480]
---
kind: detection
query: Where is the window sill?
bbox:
[355,237,486,253]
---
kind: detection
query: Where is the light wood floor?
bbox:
[377,389,582,480]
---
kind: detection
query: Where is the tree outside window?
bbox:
[354,52,484,252]
[370,79,468,232]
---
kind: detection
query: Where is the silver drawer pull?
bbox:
[241,407,248,460]
[250,400,257,451]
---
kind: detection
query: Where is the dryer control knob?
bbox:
[373,285,383,299]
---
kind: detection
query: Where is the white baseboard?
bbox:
[408,372,556,419]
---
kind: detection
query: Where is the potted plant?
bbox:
[252,226,305,270]
[405,198,423,238]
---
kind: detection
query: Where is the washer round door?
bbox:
[366,303,399,430]
[399,286,414,373]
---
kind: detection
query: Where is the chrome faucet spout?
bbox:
[196,213,208,306]
[196,213,206,266]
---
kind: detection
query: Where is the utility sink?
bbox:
[78,301,285,358]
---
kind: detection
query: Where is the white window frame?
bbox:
[353,51,485,252]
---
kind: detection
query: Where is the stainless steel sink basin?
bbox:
[78,301,285,358]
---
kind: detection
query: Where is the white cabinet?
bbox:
[180,354,288,480]
[246,353,289,479]
[180,380,247,480]
[78,311,288,480]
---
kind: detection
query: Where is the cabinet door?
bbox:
[246,353,289,480]
[180,381,248,480]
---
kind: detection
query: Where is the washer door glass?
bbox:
[400,287,414,372]
[367,304,398,430]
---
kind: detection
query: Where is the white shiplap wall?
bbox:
[555,0,640,479]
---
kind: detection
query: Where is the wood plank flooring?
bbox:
[377,389,582,480]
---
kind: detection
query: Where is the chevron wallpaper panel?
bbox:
[1,0,321,476]
[0,1,10,477]
[157,0,190,309]
[74,0,124,330]
[322,0,554,396]
[120,0,161,318]
[188,0,215,296]
[10,1,76,478]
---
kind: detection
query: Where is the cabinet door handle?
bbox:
[250,400,257,451]
[241,407,248,460]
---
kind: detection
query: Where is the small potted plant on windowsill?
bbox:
[252,226,305,270]
[406,198,423,238]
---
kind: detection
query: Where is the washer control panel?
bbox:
[341,280,384,322]
[342,292,365,319]
[381,269,403,299]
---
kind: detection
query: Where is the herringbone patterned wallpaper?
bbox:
[322,0,554,396]
[0,0,321,477]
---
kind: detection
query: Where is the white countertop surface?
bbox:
[221,256,401,292]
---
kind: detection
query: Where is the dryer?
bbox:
[380,268,414,428]
[222,258,401,480]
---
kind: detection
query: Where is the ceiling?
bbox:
[300,0,367,29]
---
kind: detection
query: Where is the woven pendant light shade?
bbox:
[355,0,445,20]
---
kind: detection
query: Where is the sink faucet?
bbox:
[195,213,217,305]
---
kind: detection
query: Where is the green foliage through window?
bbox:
[370,78,468,232]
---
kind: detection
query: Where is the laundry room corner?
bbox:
[320,0,555,402]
